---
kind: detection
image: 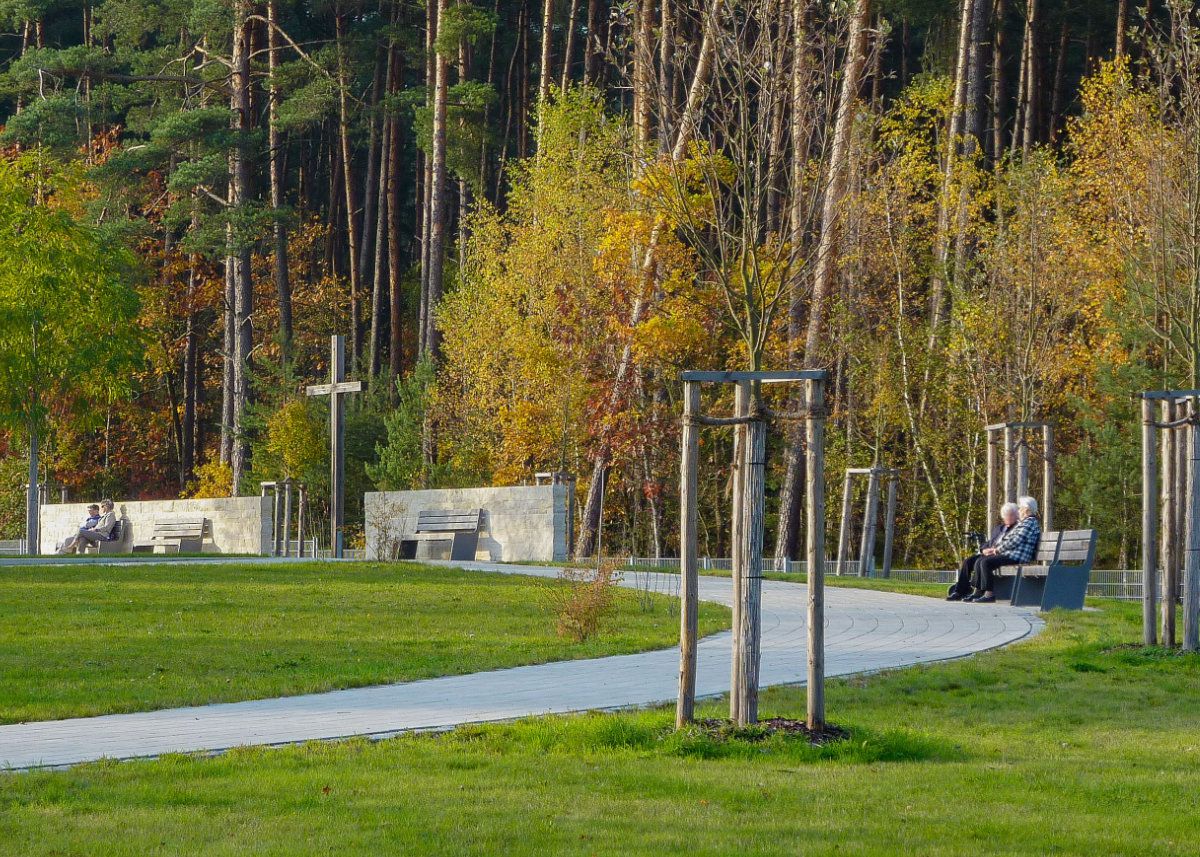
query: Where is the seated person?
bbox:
[55,504,100,553]
[966,495,1043,604]
[58,499,118,554]
[947,502,1017,600]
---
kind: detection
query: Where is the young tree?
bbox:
[0,159,140,552]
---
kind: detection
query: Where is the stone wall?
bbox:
[38,496,274,555]
[364,485,569,562]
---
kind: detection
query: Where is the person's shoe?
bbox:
[963,592,981,602]
[974,593,996,604]
[946,591,964,601]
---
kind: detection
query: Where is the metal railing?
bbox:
[613,556,1154,601]
[0,539,26,556]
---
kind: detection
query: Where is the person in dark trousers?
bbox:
[947,502,1018,600]
[58,499,118,554]
[966,496,1043,604]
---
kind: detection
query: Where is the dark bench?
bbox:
[398,509,482,561]
[133,516,209,554]
[992,529,1097,611]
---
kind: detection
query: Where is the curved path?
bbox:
[0,562,1041,770]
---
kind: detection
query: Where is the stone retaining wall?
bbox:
[38,497,273,555]
[364,485,569,562]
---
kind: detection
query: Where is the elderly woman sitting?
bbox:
[947,502,1018,601]
[965,496,1042,604]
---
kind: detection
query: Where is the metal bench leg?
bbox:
[1041,566,1089,611]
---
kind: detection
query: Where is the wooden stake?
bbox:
[729,381,748,723]
[739,408,767,725]
[676,381,700,727]
[1185,409,1200,652]
[986,429,998,528]
[858,468,880,576]
[881,475,897,579]
[1042,424,1054,531]
[836,470,853,575]
[805,378,826,730]
[1142,396,1158,646]
[1161,400,1177,647]
[1003,424,1016,502]
[1016,431,1030,499]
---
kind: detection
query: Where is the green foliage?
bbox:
[413,81,498,191]
[368,359,440,491]
[433,3,498,56]
[0,156,142,446]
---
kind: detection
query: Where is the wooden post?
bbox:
[1142,396,1159,646]
[1161,400,1177,647]
[676,381,700,727]
[1042,424,1054,532]
[739,404,767,725]
[858,468,880,576]
[1003,424,1016,503]
[1180,408,1190,604]
[1016,431,1030,499]
[282,478,294,560]
[272,485,282,556]
[1185,406,1200,652]
[297,484,307,557]
[805,377,827,731]
[729,381,749,723]
[986,429,999,528]
[881,474,897,578]
[836,471,853,575]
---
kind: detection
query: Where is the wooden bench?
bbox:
[132,516,209,554]
[398,509,482,562]
[84,518,131,555]
[992,529,1097,611]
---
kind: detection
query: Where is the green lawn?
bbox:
[3,592,1197,855]
[0,562,728,723]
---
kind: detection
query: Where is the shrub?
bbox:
[548,563,620,642]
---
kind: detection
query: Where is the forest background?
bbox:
[1,0,1198,569]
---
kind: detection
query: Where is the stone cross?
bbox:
[306,335,362,558]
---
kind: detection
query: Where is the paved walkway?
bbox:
[0,562,1041,770]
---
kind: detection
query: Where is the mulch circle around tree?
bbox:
[691,718,850,746]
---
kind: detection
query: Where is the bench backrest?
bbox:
[1033,529,1097,567]
[415,509,482,533]
[152,516,208,539]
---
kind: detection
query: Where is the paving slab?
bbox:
[0,561,1041,770]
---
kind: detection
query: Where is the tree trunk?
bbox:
[267,0,292,366]
[583,0,600,84]
[804,0,870,363]
[387,36,405,381]
[358,48,387,308]
[632,0,654,148]
[538,0,555,104]
[336,11,363,367]
[1049,22,1069,143]
[368,78,392,379]
[775,0,815,561]
[1115,0,1127,58]
[1021,0,1039,154]
[229,0,254,495]
[560,0,578,90]
[424,0,451,361]
[991,0,1006,163]
[26,418,38,555]
[575,0,722,558]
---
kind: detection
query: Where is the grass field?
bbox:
[2,584,1196,855]
[0,562,728,723]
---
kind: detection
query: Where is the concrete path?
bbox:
[0,562,1041,770]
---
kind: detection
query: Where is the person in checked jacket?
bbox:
[965,496,1042,604]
